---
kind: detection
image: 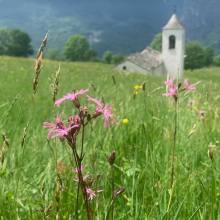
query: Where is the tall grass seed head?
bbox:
[208,143,216,161]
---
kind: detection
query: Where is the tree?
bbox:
[103,51,113,64]
[150,33,162,52]
[46,48,65,61]
[204,47,214,66]
[112,55,124,64]
[0,29,33,57]
[213,55,220,66]
[185,42,206,70]
[102,51,124,64]
[64,35,96,61]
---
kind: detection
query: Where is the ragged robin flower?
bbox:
[163,79,196,100]
[55,89,89,107]
[87,96,116,128]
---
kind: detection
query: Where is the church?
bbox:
[117,14,186,79]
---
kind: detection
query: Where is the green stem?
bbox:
[170,98,178,188]
[111,165,115,220]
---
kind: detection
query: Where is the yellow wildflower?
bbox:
[134,84,143,91]
[138,85,143,90]
[122,118,129,125]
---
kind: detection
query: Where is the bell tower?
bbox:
[162,14,185,79]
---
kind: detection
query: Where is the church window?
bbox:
[169,35,176,49]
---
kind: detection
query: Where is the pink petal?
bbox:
[55,89,89,106]
[87,96,103,108]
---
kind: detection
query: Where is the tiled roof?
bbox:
[127,47,163,71]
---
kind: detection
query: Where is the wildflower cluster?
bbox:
[163,79,196,100]
[43,88,115,219]
[44,89,115,141]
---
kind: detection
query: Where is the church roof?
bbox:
[126,47,163,71]
[163,14,185,30]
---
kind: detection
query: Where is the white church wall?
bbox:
[162,29,185,79]
[152,63,167,76]
[117,61,150,74]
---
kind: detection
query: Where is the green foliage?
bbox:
[112,54,124,64]
[102,51,124,64]
[213,55,220,66]
[150,33,162,51]
[64,35,96,61]
[0,29,33,57]
[46,48,65,61]
[204,47,214,66]
[103,51,113,64]
[185,42,214,70]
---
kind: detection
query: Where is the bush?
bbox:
[102,51,124,64]
[0,29,33,57]
[46,48,65,61]
[103,51,113,64]
[213,55,220,66]
[112,55,124,64]
[185,42,213,70]
[64,35,96,61]
[204,47,214,66]
[149,33,162,52]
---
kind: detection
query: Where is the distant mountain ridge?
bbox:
[0,0,219,55]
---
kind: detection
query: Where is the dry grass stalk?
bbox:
[0,133,10,165]
[33,33,48,94]
[21,123,29,147]
[2,133,9,148]
[36,32,48,59]
[51,65,61,103]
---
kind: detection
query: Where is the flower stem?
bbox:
[170,98,178,188]
[76,159,93,220]
[75,121,85,220]
[111,165,115,220]
[72,122,93,220]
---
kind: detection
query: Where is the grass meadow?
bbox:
[0,56,220,219]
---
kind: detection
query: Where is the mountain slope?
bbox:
[0,0,219,55]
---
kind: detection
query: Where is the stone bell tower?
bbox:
[162,14,186,79]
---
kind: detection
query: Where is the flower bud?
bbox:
[108,151,116,165]
[113,187,125,199]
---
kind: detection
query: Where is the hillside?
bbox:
[0,0,220,55]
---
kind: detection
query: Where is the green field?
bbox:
[0,56,220,219]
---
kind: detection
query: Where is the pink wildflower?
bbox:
[163,79,178,97]
[165,79,175,87]
[183,80,196,92]
[87,96,115,128]
[86,187,96,201]
[43,116,80,139]
[55,89,89,106]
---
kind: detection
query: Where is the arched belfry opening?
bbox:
[169,35,176,49]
